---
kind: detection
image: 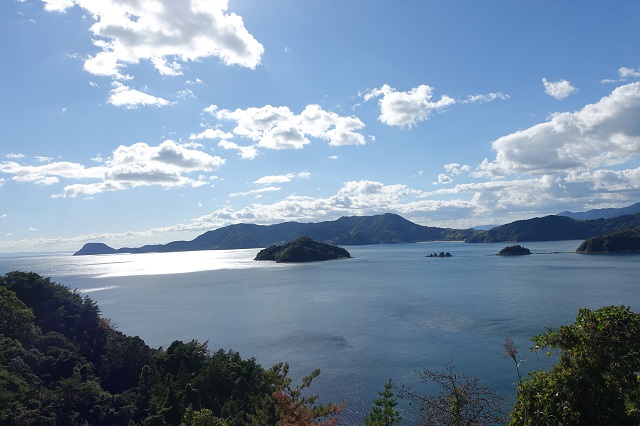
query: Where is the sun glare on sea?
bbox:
[84,249,270,278]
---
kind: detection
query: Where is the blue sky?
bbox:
[1,0,640,253]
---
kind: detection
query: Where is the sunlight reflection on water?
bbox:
[84,249,272,278]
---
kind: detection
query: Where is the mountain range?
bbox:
[557,202,640,220]
[75,204,640,255]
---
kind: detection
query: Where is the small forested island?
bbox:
[254,236,351,263]
[497,244,531,256]
[576,229,640,253]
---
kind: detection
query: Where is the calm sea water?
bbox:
[2,241,639,423]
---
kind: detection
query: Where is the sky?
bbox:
[1,0,640,253]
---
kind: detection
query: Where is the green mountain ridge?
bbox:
[74,213,472,255]
[74,209,640,255]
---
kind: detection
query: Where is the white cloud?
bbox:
[434,174,453,185]
[176,89,196,100]
[189,128,234,140]
[0,140,225,198]
[217,140,259,160]
[215,104,366,149]
[253,172,310,185]
[444,163,470,175]
[230,186,281,197]
[618,67,640,79]
[477,82,640,176]
[363,84,455,127]
[328,155,339,160]
[6,153,25,159]
[462,92,509,104]
[108,82,173,109]
[542,78,577,100]
[43,0,264,79]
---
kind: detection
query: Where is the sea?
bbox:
[1,240,639,424]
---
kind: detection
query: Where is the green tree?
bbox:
[0,286,36,342]
[364,379,402,426]
[511,305,640,425]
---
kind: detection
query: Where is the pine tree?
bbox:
[364,379,402,426]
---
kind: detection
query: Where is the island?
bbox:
[73,242,118,256]
[576,229,640,253]
[254,236,352,263]
[426,252,452,258]
[498,245,531,256]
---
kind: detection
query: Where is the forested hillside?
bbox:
[0,272,341,425]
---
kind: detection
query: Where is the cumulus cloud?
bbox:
[542,78,577,100]
[434,174,453,185]
[444,163,471,175]
[214,104,366,149]
[0,140,225,198]
[43,0,264,79]
[6,153,25,159]
[108,82,173,109]
[477,82,640,176]
[217,140,259,160]
[363,84,455,127]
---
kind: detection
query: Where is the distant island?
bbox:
[498,245,531,256]
[254,237,351,263]
[576,230,640,254]
[73,204,640,255]
[426,252,452,258]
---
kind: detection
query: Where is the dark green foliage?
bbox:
[364,379,402,426]
[0,285,36,342]
[99,331,153,393]
[0,271,328,425]
[511,306,640,425]
[576,229,640,253]
[254,236,352,263]
[498,245,531,256]
[0,271,107,363]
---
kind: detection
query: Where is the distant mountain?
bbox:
[73,243,117,256]
[74,211,640,255]
[557,202,640,220]
[74,213,475,255]
[467,213,640,243]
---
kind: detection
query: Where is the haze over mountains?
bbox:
[75,203,640,255]
[557,202,640,220]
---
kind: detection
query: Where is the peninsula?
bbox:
[576,230,640,253]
